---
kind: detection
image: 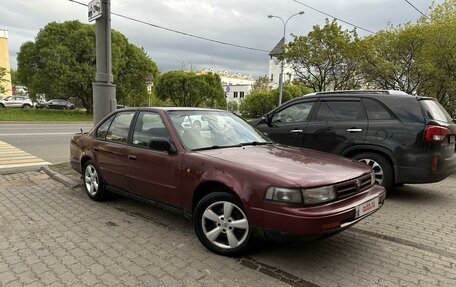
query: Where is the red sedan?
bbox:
[70,107,385,256]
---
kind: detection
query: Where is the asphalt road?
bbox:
[0,122,94,164]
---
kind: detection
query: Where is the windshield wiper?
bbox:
[240,141,272,146]
[192,144,243,151]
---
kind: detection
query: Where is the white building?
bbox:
[267,37,294,88]
[196,69,255,111]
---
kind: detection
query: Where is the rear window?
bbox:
[420,100,452,122]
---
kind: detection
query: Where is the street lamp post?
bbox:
[268,11,304,106]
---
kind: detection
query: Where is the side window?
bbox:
[272,102,315,123]
[96,115,115,139]
[363,98,393,120]
[132,112,170,148]
[105,111,135,143]
[316,101,365,121]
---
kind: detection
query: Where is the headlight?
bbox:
[371,172,376,185]
[301,185,336,204]
[265,185,336,204]
[265,187,302,203]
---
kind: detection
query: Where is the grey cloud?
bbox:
[0,0,442,78]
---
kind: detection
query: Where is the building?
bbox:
[267,37,294,89]
[196,69,255,111]
[0,29,12,98]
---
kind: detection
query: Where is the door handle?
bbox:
[346,128,363,133]
[128,155,137,160]
[290,129,303,134]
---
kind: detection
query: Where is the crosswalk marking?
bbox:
[0,141,51,170]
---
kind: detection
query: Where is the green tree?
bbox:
[358,0,456,114]
[283,19,362,92]
[0,67,8,94]
[239,90,275,118]
[358,24,428,94]
[251,76,272,91]
[155,71,224,107]
[17,20,158,112]
[418,0,456,115]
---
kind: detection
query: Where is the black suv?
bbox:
[251,90,456,192]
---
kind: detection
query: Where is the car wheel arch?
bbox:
[192,181,241,213]
[80,155,94,173]
[345,148,397,187]
[343,146,397,166]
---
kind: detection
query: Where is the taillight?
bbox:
[424,125,450,142]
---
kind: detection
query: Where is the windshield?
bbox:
[420,99,453,122]
[168,110,271,150]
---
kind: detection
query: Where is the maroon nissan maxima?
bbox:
[70,107,386,256]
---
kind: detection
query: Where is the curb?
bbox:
[40,166,82,188]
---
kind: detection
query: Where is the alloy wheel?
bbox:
[201,201,249,249]
[84,164,99,196]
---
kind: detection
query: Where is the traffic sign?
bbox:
[88,0,102,22]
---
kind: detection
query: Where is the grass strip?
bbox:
[0,109,92,121]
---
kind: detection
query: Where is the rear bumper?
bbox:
[397,152,456,184]
[251,185,386,240]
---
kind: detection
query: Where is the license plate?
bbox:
[356,197,380,218]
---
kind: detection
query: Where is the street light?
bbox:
[268,11,304,106]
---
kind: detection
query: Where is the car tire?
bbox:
[22,104,31,109]
[353,152,393,192]
[83,160,108,201]
[194,191,253,256]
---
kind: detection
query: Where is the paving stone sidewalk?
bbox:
[0,170,286,286]
[1,169,455,287]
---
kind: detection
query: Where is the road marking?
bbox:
[0,141,51,169]
[0,133,74,136]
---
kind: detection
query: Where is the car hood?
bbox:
[198,144,371,187]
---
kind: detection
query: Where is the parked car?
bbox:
[36,99,75,109]
[70,107,385,255]
[0,95,33,108]
[251,90,456,192]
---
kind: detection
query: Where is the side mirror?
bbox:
[263,113,273,127]
[148,137,177,153]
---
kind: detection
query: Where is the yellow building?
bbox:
[0,29,12,98]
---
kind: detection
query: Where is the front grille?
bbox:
[335,173,372,199]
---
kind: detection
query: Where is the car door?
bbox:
[11,96,21,107]
[125,111,182,207]
[303,98,367,154]
[256,100,316,147]
[92,111,135,190]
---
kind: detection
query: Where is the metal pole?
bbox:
[278,24,286,106]
[92,0,116,125]
[268,12,304,106]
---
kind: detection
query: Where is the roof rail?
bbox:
[315,90,410,96]
[316,90,390,95]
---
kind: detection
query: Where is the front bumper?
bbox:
[251,185,385,240]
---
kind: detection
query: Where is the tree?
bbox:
[251,76,272,91]
[239,90,275,118]
[358,24,429,94]
[418,0,456,115]
[155,71,225,107]
[0,67,8,94]
[283,19,362,92]
[358,0,456,114]
[17,20,159,112]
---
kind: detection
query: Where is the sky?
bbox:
[0,0,441,79]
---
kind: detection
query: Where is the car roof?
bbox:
[119,107,227,112]
[287,89,437,103]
